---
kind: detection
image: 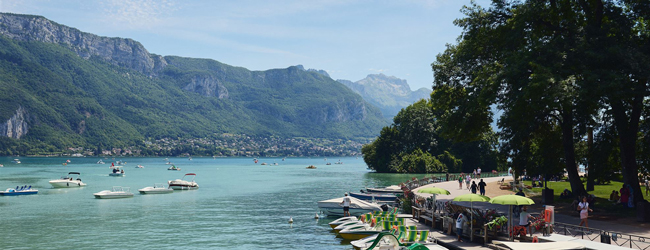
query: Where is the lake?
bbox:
[0,156,427,249]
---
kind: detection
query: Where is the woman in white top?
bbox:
[578,196,593,228]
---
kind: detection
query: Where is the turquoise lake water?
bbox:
[0,157,427,249]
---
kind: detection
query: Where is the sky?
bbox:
[0,0,492,91]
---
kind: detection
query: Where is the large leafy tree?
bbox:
[433,0,650,202]
[363,99,499,173]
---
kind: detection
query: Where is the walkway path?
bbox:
[412,176,650,239]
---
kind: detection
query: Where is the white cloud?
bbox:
[368,68,387,73]
[99,0,178,30]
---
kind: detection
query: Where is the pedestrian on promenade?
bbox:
[466,175,471,190]
[470,181,478,194]
[620,184,629,207]
[456,212,467,242]
[520,206,531,227]
[473,169,477,178]
[477,167,481,177]
[458,174,464,190]
[478,179,487,196]
[340,193,351,217]
[578,196,593,228]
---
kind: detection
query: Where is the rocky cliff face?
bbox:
[338,74,431,118]
[0,106,29,139]
[183,75,229,99]
[0,13,167,76]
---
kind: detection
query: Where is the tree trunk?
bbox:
[611,97,646,203]
[561,110,586,197]
[587,127,594,191]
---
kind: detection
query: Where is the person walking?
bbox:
[478,179,487,196]
[465,175,471,190]
[477,167,481,177]
[340,193,351,217]
[458,174,464,190]
[470,181,478,194]
[456,212,467,242]
[578,196,593,228]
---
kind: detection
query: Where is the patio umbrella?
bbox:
[489,194,535,241]
[453,194,490,241]
[416,187,450,227]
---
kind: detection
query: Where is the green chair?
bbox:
[405,230,419,242]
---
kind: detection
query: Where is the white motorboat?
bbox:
[366,185,404,195]
[93,186,133,199]
[109,166,125,176]
[12,159,21,164]
[168,173,199,190]
[97,159,104,164]
[328,216,359,229]
[49,172,86,188]
[135,165,144,168]
[317,196,382,217]
[168,165,181,171]
[138,183,173,194]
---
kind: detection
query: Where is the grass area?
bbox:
[523,180,650,219]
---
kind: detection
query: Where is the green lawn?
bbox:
[523,180,649,217]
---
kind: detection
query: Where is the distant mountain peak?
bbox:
[295,64,330,78]
[338,75,431,119]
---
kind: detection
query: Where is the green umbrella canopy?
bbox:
[452,193,491,202]
[416,187,450,195]
[489,194,535,205]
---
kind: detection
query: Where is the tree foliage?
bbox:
[431,0,649,202]
[362,99,501,173]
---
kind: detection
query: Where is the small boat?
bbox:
[93,186,133,199]
[0,186,38,196]
[282,157,285,161]
[328,216,359,229]
[260,162,268,165]
[338,224,382,241]
[66,159,71,163]
[109,166,125,176]
[168,165,181,171]
[49,172,86,188]
[366,185,404,195]
[166,161,173,165]
[349,192,398,203]
[317,196,382,217]
[335,161,343,164]
[188,157,192,161]
[272,162,278,165]
[168,173,199,190]
[306,165,317,169]
[12,159,21,164]
[138,183,173,194]
[135,165,144,168]
[97,159,104,164]
[0,164,3,167]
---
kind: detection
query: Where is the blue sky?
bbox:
[0,0,491,91]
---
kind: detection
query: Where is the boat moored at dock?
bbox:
[317,196,382,217]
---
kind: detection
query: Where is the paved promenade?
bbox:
[410,176,650,249]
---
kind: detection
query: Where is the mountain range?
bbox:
[0,13,391,154]
[337,74,431,119]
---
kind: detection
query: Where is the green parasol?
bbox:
[490,194,535,240]
[453,194,490,241]
[416,187,450,227]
